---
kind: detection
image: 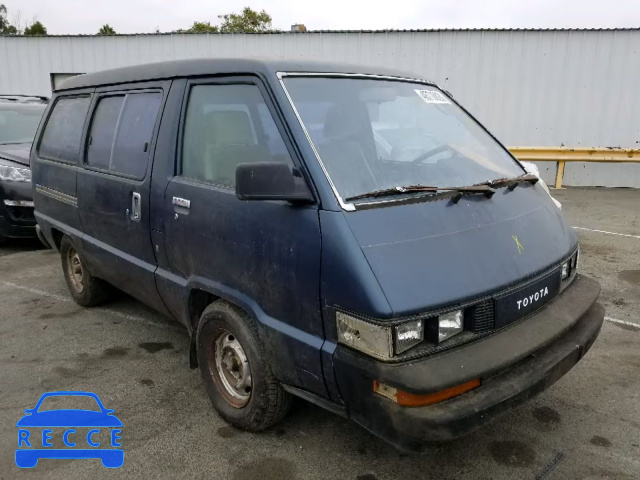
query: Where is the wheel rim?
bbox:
[66,247,84,294]
[210,329,252,408]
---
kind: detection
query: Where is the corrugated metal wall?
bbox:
[2,30,639,187]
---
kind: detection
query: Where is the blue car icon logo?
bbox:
[16,391,123,468]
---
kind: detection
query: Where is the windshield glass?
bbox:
[0,103,45,145]
[283,77,523,202]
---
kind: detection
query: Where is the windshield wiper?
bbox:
[345,184,495,202]
[477,173,539,191]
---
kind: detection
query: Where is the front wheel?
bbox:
[196,300,292,431]
[60,236,112,307]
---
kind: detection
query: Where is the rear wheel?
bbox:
[196,300,292,431]
[60,236,111,307]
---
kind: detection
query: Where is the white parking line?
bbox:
[573,227,640,239]
[604,316,640,329]
[0,281,182,331]
[1,282,72,303]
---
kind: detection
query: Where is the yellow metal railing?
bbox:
[508,147,640,188]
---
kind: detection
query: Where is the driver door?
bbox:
[161,77,327,396]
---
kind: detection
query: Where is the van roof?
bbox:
[57,58,430,91]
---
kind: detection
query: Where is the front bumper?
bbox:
[334,275,604,451]
[0,180,36,239]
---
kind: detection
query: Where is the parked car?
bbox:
[0,95,47,242]
[31,60,604,452]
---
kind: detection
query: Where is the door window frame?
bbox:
[176,75,316,201]
[82,83,167,181]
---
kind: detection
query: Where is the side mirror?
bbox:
[236,162,314,203]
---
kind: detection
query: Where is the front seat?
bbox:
[200,110,268,186]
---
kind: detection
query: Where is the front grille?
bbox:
[466,300,495,333]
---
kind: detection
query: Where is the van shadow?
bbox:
[0,237,47,256]
[273,398,538,476]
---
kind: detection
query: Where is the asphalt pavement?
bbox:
[0,187,638,480]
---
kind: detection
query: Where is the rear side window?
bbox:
[39,96,91,163]
[85,91,162,178]
[86,96,123,170]
[181,84,292,187]
[111,93,162,178]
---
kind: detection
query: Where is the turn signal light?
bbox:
[373,379,481,407]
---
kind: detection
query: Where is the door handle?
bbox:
[172,197,191,209]
[131,192,141,221]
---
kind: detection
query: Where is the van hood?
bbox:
[0,143,31,166]
[344,185,577,316]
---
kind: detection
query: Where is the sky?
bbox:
[4,0,640,34]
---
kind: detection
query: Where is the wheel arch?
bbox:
[183,279,325,398]
[50,227,64,251]
[185,286,265,370]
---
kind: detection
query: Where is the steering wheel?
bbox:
[410,145,456,164]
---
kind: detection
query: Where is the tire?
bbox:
[60,235,111,307]
[196,300,292,431]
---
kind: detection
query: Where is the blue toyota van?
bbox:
[31,59,604,451]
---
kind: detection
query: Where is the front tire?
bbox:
[196,300,292,431]
[60,235,111,307]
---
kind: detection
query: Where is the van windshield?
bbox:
[282,77,523,202]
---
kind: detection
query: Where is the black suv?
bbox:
[0,95,47,241]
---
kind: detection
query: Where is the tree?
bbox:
[23,20,47,35]
[178,21,219,33]
[98,24,116,35]
[218,7,273,33]
[0,4,17,34]
[0,4,8,31]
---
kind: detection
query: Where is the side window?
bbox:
[39,96,91,163]
[182,84,292,187]
[111,93,162,178]
[86,96,124,170]
[85,92,162,178]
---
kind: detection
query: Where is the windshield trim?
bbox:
[278,71,438,212]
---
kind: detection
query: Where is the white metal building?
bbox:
[1,29,639,187]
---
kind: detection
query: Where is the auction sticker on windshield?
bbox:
[415,89,451,104]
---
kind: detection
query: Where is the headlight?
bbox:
[561,262,569,280]
[437,310,464,342]
[394,318,424,354]
[0,165,31,182]
[336,311,393,360]
[336,312,426,359]
[560,248,580,290]
[336,309,463,359]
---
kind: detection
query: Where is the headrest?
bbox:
[203,110,255,145]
